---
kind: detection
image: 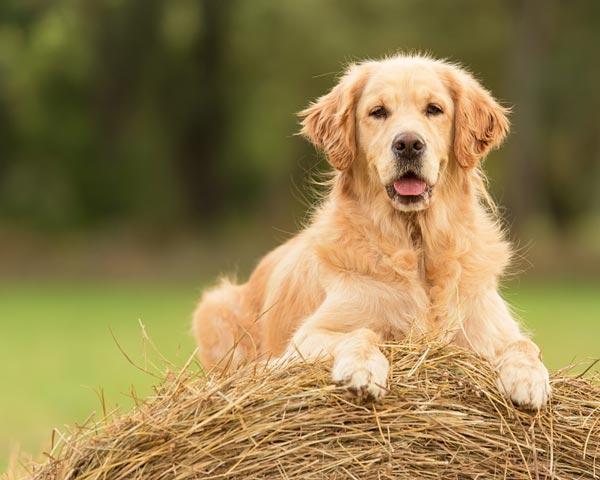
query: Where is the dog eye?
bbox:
[426,103,443,116]
[369,106,388,119]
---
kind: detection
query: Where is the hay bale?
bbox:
[32,342,600,480]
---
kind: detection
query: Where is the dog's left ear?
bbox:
[446,66,511,168]
[298,64,368,171]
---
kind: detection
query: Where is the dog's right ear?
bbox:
[298,64,368,171]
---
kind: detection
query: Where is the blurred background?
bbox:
[1,0,599,472]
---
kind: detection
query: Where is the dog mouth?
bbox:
[385,171,433,205]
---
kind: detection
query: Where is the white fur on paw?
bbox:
[496,352,551,410]
[331,350,389,401]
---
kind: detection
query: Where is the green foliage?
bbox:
[0,1,598,233]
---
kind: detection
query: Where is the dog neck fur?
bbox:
[313,157,510,291]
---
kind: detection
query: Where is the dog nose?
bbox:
[391,133,425,160]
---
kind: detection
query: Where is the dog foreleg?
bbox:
[283,296,389,400]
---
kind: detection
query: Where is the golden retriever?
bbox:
[192,54,551,410]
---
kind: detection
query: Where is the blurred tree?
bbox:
[86,0,162,219]
[168,0,235,220]
[539,2,600,234]
[0,0,597,245]
[504,0,549,231]
[504,0,600,235]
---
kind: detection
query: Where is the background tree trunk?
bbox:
[174,0,233,221]
[503,0,551,234]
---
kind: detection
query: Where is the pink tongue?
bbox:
[393,178,426,196]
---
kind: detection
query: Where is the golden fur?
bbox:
[193,54,551,410]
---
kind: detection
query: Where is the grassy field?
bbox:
[1,278,599,472]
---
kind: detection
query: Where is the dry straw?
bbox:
[30,342,600,480]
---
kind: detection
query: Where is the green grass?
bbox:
[0,280,201,472]
[503,280,600,370]
[1,279,599,471]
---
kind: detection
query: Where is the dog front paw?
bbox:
[496,349,551,410]
[332,349,389,401]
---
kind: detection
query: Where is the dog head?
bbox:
[299,55,510,212]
